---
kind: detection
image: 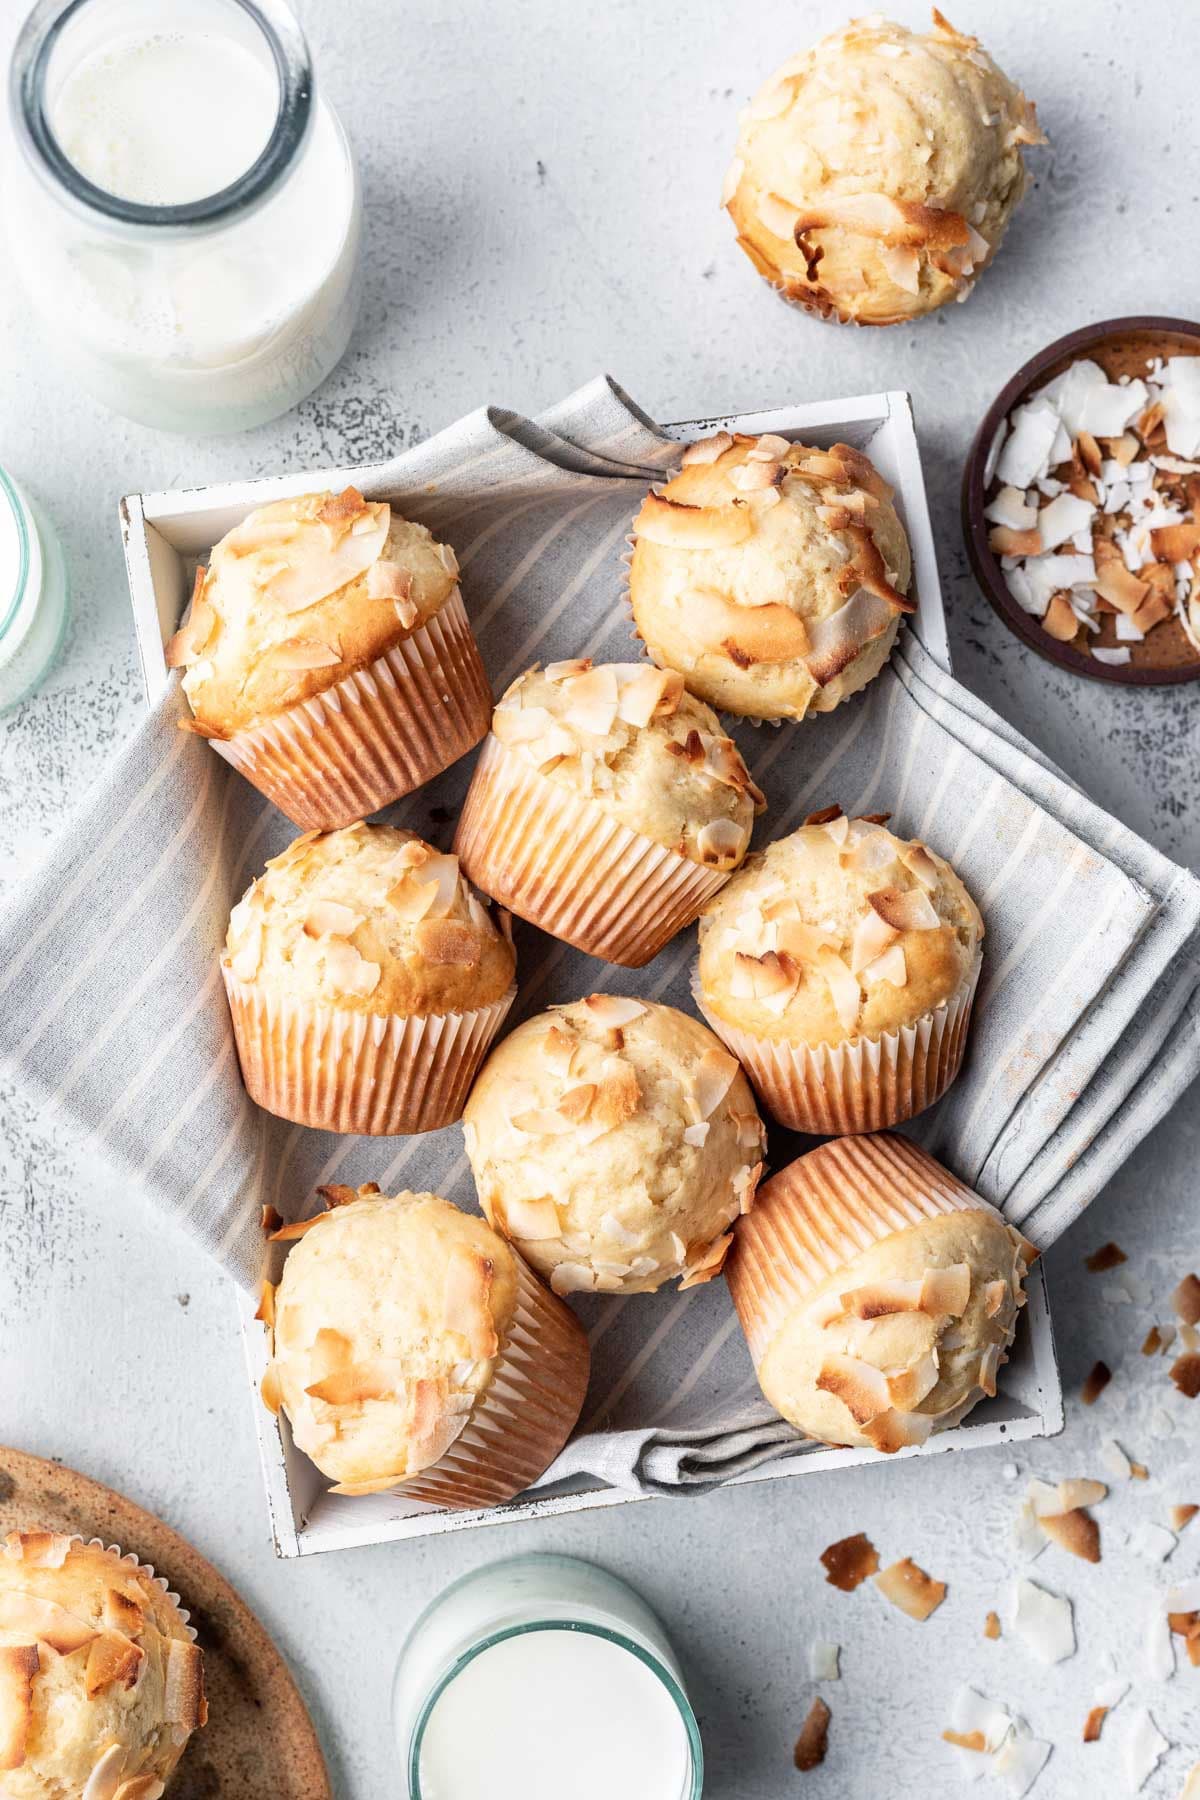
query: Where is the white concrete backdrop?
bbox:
[1,2,1198,1794]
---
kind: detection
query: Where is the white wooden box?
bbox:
[120,391,1063,1558]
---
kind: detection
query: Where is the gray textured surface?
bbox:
[1,2,1198,1795]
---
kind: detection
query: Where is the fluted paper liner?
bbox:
[694,951,981,1135]
[399,1258,590,1510]
[212,588,492,830]
[223,973,515,1136]
[726,1133,996,1366]
[455,733,731,967]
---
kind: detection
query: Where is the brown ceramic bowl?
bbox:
[963,316,1200,687]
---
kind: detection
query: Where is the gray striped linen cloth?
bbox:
[2,376,1198,1498]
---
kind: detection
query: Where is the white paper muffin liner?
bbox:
[223,971,515,1136]
[454,733,732,967]
[693,951,981,1135]
[211,587,492,830]
[398,1258,590,1510]
[726,1133,996,1366]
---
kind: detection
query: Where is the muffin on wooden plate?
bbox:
[454,660,764,965]
[168,486,492,829]
[695,810,982,1133]
[723,10,1045,325]
[629,435,912,722]
[260,1186,589,1509]
[223,823,515,1135]
[462,995,765,1295]
[0,1530,206,1796]
[725,1134,1033,1450]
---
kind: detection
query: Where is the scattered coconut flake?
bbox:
[943,1686,1015,1778]
[1011,1577,1075,1664]
[1129,1521,1177,1565]
[1145,1598,1176,1683]
[1085,1242,1128,1272]
[1083,1705,1108,1743]
[1058,1478,1107,1510]
[993,1731,1052,1798]
[808,1640,840,1680]
[873,1558,946,1622]
[1170,1504,1198,1532]
[793,1697,830,1772]
[1173,1273,1200,1325]
[1170,1352,1200,1398]
[1081,1361,1112,1405]
[1101,1440,1134,1480]
[1180,1762,1200,1800]
[1120,1707,1170,1793]
[1040,1510,1100,1564]
[820,1533,879,1592]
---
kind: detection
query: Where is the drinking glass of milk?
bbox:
[393,1555,704,1800]
[8,0,362,434]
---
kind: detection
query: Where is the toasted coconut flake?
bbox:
[864,1408,933,1453]
[113,1778,166,1800]
[816,1353,890,1425]
[808,1640,840,1680]
[874,1558,946,1621]
[1131,1460,1149,1481]
[1095,558,1150,616]
[696,817,746,866]
[989,524,1044,557]
[1151,520,1200,563]
[4,1533,72,1568]
[1170,1504,1198,1532]
[1085,1241,1127,1272]
[561,665,620,737]
[633,490,753,549]
[268,1211,327,1242]
[1170,1352,1200,1398]
[681,432,734,466]
[942,1728,987,1752]
[1141,1325,1164,1356]
[304,1361,399,1406]
[1041,591,1079,642]
[82,1743,129,1800]
[816,945,861,1032]
[679,1231,733,1290]
[868,886,941,931]
[993,1732,1052,1795]
[730,456,785,493]
[502,1194,562,1241]
[582,994,646,1029]
[163,1638,205,1732]
[804,585,900,687]
[1083,1705,1108,1743]
[864,945,908,987]
[165,588,216,671]
[984,1611,1001,1640]
[615,665,672,728]
[693,1044,738,1119]
[415,919,479,968]
[820,1533,879,1592]
[1081,1360,1112,1405]
[793,1696,831,1771]
[0,1591,97,1653]
[1173,1273,1200,1326]
[886,1349,940,1411]
[103,1589,144,1638]
[266,636,343,671]
[920,1264,970,1317]
[840,1277,924,1320]
[849,906,899,974]
[591,1064,641,1132]
[550,1261,597,1296]
[793,191,969,252]
[0,1648,38,1771]
[1040,1509,1100,1564]
[86,1632,144,1698]
[303,900,362,939]
[1057,1478,1106,1510]
[366,559,413,603]
[1012,1576,1075,1664]
[556,1083,596,1124]
[983,1279,1007,1318]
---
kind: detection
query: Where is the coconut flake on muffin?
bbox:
[723,10,1045,325]
[462,996,765,1295]
[629,436,913,722]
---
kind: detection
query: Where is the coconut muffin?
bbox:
[725,1134,1033,1451]
[629,435,913,722]
[168,486,492,829]
[260,1186,589,1508]
[723,10,1045,326]
[223,822,516,1135]
[455,660,765,966]
[695,810,982,1133]
[0,1531,206,1797]
[462,996,765,1294]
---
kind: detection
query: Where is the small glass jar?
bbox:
[0,468,69,712]
[7,0,362,434]
[393,1555,704,1800]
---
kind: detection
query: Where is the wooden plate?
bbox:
[962,315,1200,686]
[0,1445,331,1800]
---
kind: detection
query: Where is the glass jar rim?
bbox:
[407,1612,704,1800]
[0,468,32,644]
[9,0,314,231]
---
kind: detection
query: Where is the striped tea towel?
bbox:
[1,376,1198,1496]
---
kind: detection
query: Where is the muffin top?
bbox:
[0,1531,205,1798]
[723,10,1045,325]
[630,435,913,721]
[168,487,461,736]
[697,811,982,1046]
[263,1188,521,1494]
[748,1187,1029,1451]
[463,996,765,1294]
[490,661,764,868]
[224,822,516,1018]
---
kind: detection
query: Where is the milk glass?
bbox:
[393,1555,704,1800]
[0,468,69,712]
[8,0,361,433]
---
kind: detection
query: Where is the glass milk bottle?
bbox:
[394,1555,704,1800]
[7,0,362,434]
